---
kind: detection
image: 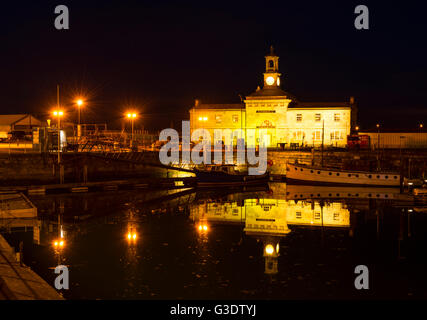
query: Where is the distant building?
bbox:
[189,46,355,147]
[359,129,427,149]
[0,114,43,138]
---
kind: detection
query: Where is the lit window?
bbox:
[334,113,340,121]
[330,131,343,140]
[312,131,321,140]
[215,115,222,123]
[315,113,321,122]
[296,114,302,122]
[203,117,208,121]
[232,115,239,123]
[296,212,302,219]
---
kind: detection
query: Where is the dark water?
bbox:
[2,183,427,299]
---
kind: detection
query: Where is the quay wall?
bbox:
[0,149,426,186]
[0,234,63,300]
[0,152,172,186]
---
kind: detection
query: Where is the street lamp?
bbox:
[52,110,64,164]
[126,112,137,148]
[76,99,84,125]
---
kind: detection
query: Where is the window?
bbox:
[215,115,222,123]
[296,114,302,122]
[312,131,321,140]
[333,213,340,221]
[232,115,239,123]
[269,60,274,69]
[334,113,340,121]
[315,113,321,122]
[293,131,305,140]
[296,212,302,219]
[330,131,343,140]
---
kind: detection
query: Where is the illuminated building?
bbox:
[189,46,355,147]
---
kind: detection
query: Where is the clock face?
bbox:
[276,78,280,86]
[266,76,275,86]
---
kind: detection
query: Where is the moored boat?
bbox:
[286,162,401,187]
[195,164,269,187]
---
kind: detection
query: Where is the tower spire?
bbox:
[264,47,281,87]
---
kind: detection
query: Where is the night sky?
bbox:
[1,0,426,130]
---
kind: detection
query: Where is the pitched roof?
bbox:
[246,87,294,99]
[191,103,244,110]
[289,101,351,109]
[0,114,42,126]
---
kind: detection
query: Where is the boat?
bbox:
[285,184,401,200]
[286,162,401,187]
[195,164,270,187]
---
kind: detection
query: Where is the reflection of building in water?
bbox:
[189,200,245,225]
[262,237,281,275]
[190,198,350,229]
[244,198,290,235]
[285,201,350,227]
[243,198,289,275]
[190,196,350,275]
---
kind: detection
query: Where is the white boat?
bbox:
[286,162,401,187]
[285,184,401,200]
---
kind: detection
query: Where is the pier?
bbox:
[0,193,62,300]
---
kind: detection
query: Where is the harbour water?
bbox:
[1,183,427,299]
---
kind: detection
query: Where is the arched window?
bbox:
[269,60,274,69]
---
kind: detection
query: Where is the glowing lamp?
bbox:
[266,76,275,86]
[265,244,274,255]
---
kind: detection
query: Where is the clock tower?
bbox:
[263,46,281,88]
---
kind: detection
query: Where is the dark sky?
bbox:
[1,0,426,130]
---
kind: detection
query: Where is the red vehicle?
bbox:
[347,134,370,149]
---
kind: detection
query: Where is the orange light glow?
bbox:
[265,244,274,255]
[197,223,209,233]
[127,232,137,242]
[127,112,137,119]
[53,239,65,249]
[52,110,64,117]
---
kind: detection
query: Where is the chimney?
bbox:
[349,96,355,104]
[195,99,200,107]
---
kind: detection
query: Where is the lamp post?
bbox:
[52,110,64,164]
[127,112,137,148]
[76,99,84,125]
[75,99,84,142]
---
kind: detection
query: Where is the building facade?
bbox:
[189,47,355,147]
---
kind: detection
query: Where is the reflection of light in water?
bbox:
[53,240,65,248]
[262,240,280,275]
[126,227,138,244]
[53,223,66,251]
[197,223,209,232]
